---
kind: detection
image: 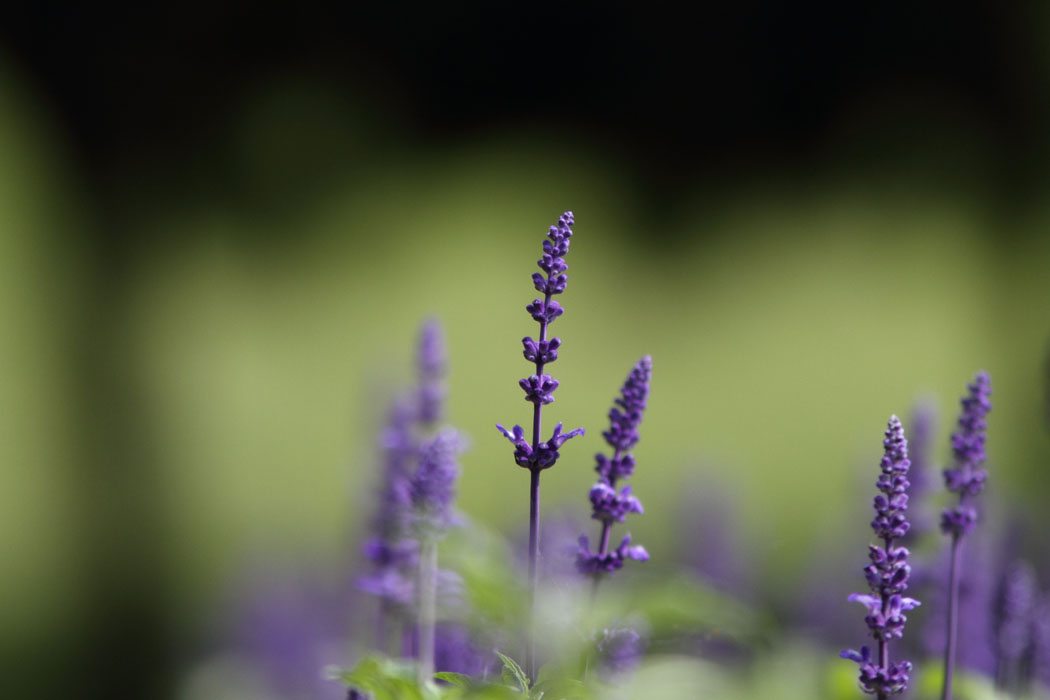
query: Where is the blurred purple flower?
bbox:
[676,480,753,596]
[433,623,499,678]
[596,626,646,680]
[357,319,461,650]
[941,372,992,537]
[940,371,992,699]
[994,560,1037,692]
[410,430,462,533]
[231,568,347,700]
[416,318,448,424]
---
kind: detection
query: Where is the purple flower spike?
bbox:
[842,415,918,698]
[941,371,991,536]
[358,319,463,661]
[497,211,580,681]
[497,211,582,473]
[416,319,447,424]
[940,372,992,700]
[577,357,653,577]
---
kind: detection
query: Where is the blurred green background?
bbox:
[3,3,1050,698]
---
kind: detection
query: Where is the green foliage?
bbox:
[339,651,594,700]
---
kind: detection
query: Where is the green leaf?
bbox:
[434,672,474,688]
[336,654,426,700]
[495,650,530,693]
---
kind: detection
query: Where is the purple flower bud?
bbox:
[588,481,644,523]
[526,298,564,324]
[518,373,560,405]
[521,337,561,364]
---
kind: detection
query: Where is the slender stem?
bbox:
[588,520,614,603]
[589,448,622,603]
[527,466,541,681]
[417,537,438,685]
[524,290,551,682]
[942,533,962,700]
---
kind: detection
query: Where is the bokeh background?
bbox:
[4,3,1050,698]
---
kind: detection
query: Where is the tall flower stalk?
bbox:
[496,211,584,681]
[358,320,450,654]
[841,415,920,698]
[576,356,652,587]
[940,371,992,700]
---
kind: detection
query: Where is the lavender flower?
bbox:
[231,568,348,700]
[939,371,992,700]
[841,415,920,698]
[577,356,652,576]
[357,320,461,666]
[495,211,584,681]
[357,397,421,612]
[433,623,500,678]
[940,371,992,536]
[994,560,1037,693]
[596,627,646,679]
[410,430,462,534]
[417,318,447,424]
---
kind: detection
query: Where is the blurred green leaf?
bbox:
[435,672,474,688]
[495,650,530,693]
[338,655,426,700]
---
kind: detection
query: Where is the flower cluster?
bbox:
[410,429,462,534]
[842,415,920,697]
[941,371,992,537]
[496,211,584,470]
[577,356,652,574]
[358,397,421,606]
[596,626,645,678]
